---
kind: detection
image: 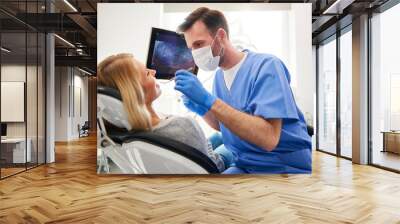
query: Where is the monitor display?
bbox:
[1,123,7,137]
[146,27,197,80]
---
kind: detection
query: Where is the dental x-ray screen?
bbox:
[146,27,197,79]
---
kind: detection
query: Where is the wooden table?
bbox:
[381,131,400,154]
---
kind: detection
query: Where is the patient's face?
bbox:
[134,59,161,104]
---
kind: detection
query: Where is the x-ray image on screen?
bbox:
[147,28,197,79]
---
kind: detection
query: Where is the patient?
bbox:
[97,53,230,172]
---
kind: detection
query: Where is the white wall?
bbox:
[78,75,89,125]
[72,74,89,138]
[98,3,314,137]
[1,64,47,163]
[55,67,89,141]
[288,4,313,125]
[1,65,38,137]
[55,67,69,141]
[97,3,163,63]
[312,45,317,150]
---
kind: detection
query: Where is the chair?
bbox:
[97,86,219,174]
[79,121,90,138]
[307,125,314,136]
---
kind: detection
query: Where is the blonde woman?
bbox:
[97,53,232,172]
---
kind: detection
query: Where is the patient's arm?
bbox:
[203,111,220,131]
[151,116,225,172]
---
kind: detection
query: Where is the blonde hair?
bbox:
[97,53,152,131]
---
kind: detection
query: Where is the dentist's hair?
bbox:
[97,53,152,131]
[178,7,229,38]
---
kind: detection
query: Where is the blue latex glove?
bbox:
[174,69,216,110]
[182,95,208,116]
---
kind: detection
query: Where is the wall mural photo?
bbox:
[97,3,313,175]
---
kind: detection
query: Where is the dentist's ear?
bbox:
[215,28,226,57]
[216,28,227,41]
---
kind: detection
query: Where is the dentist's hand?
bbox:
[174,70,216,110]
[182,95,208,116]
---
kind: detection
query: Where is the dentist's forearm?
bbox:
[203,111,220,131]
[210,99,282,151]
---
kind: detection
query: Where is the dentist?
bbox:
[174,7,312,174]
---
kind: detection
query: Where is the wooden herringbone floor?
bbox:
[1,135,400,224]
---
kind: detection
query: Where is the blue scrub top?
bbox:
[213,50,312,174]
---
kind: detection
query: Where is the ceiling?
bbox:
[0,0,392,74]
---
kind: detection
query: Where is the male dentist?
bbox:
[174,7,312,174]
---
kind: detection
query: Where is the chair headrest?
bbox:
[98,86,122,100]
[97,85,132,130]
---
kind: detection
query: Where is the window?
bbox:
[390,74,400,130]
[1,30,28,177]
[0,1,47,179]
[339,29,352,158]
[370,2,400,171]
[317,37,337,154]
